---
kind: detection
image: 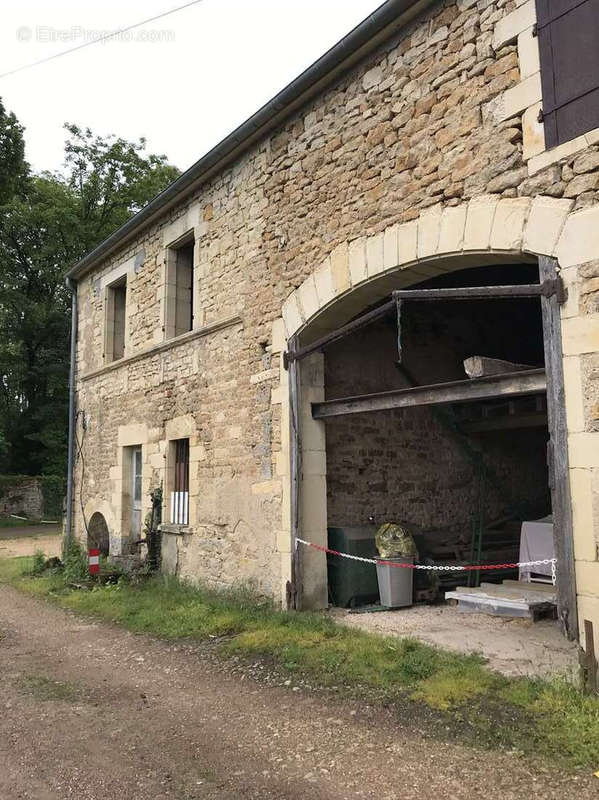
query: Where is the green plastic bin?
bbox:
[327,526,379,608]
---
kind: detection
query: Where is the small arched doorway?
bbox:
[87,512,110,556]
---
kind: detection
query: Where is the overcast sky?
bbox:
[1,0,383,174]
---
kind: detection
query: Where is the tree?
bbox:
[0,98,28,205]
[61,124,180,254]
[0,117,180,475]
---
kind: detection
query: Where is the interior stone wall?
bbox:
[325,293,550,534]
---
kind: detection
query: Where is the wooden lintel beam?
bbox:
[463,356,535,379]
[312,369,547,419]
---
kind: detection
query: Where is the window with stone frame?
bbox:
[105,275,127,362]
[164,234,195,339]
[536,0,599,148]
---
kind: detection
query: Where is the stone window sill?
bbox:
[527,126,599,176]
[159,523,194,536]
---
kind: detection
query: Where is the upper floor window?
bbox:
[165,235,195,339]
[105,276,127,362]
[537,0,599,148]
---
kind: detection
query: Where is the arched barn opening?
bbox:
[87,512,110,557]
[325,263,549,601]
[287,252,575,644]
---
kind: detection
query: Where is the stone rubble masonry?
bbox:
[0,477,45,520]
[494,0,599,172]
[73,0,599,645]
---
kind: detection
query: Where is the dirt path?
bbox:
[0,585,594,800]
[0,527,61,558]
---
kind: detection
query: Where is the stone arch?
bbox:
[83,498,117,556]
[273,193,599,613]
[281,195,580,339]
[87,512,110,556]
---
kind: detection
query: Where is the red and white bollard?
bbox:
[88,548,100,576]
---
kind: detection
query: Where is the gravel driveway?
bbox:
[0,584,594,799]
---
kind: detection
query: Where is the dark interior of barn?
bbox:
[322,263,553,608]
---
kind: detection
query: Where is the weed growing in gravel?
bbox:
[30,550,46,576]
[62,537,88,583]
[2,557,598,770]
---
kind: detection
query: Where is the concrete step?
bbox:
[445,580,557,620]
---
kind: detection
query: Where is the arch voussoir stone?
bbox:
[275,194,599,617]
[280,194,590,339]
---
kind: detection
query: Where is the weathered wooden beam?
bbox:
[286,335,303,611]
[312,369,547,419]
[284,279,565,368]
[540,256,578,641]
[463,356,535,379]
[284,299,396,367]
[392,280,564,302]
[584,620,598,693]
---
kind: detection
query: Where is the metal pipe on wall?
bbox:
[65,277,78,542]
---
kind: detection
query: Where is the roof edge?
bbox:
[68,0,436,280]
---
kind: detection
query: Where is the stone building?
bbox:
[67,0,599,655]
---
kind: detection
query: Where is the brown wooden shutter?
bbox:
[536,0,599,148]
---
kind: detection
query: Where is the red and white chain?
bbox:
[295,538,557,586]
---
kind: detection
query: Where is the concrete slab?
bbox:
[330,603,579,678]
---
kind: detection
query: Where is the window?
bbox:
[130,445,143,541]
[170,438,189,525]
[121,444,143,552]
[536,0,599,148]
[105,276,127,362]
[165,236,195,339]
[132,445,142,528]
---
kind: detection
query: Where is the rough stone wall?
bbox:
[72,0,599,612]
[325,305,550,532]
[326,408,549,531]
[0,478,44,520]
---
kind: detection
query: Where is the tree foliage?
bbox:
[0,110,180,475]
[0,98,28,205]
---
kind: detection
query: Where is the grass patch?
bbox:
[2,556,597,770]
[20,674,80,702]
[0,556,34,581]
[0,517,38,528]
[412,662,498,711]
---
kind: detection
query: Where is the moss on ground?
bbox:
[2,556,598,771]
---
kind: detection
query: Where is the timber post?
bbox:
[539,255,578,641]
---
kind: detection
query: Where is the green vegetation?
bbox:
[62,537,88,583]
[2,556,598,771]
[0,97,180,477]
[39,475,66,519]
[30,550,46,575]
[0,516,34,528]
